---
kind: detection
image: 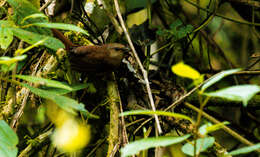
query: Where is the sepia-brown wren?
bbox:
[51,29,130,72]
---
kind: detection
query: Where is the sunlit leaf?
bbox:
[0,120,18,157]
[228,143,260,156]
[7,0,39,18]
[0,55,27,66]
[0,27,13,49]
[0,64,16,72]
[171,62,201,80]
[16,75,73,90]
[0,20,15,27]
[120,110,194,123]
[206,122,229,134]
[21,83,86,114]
[127,8,147,28]
[6,0,51,35]
[199,122,229,136]
[121,135,190,157]
[21,13,48,24]
[181,137,215,156]
[11,28,64,50]
[40,84,89,95]
[31,23,89,36]
[193,74,204,86]
[204,85,260,107]
[15,38,48,56]
[201,69,241,91]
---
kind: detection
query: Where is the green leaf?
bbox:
[170,19,182,30]
[201,69,241,91]
[41,84,89,95]
[0,20,15,50]
[0,20,15,27]
[86,83,96,93]
[7,0,39,18]
[169,19,193,40]
[126,0,157,11]
[31,23,89,36]
[228,143,260,156]
[120,110,194,123]
[16,75,73,90]
[121,135,190,157]
[0,63,16,72]
[0,55,27,66]
[15,38,48,56]
[205,122,229,134]
[0,120,18,157]
[11,28,64,50]
[181,137,215,156]
[0,27,13,49]
[176,25,193,39]
[21,83,86,114]
[6,0,51,35]
[199,122,229,135]
[21,13,48,24]
[204,85,260,107]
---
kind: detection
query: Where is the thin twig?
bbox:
[11,52,47,130]
[112,72,129,145]
[184,0,260,26]
[11,41,24,120]
[113,0,162,134]
[164,70,227,111]
[227,0,260,8]
[133,117,153,135]
[86,139,106,157]
[164,83,203,111]
[109,143,119,157]
[39,0,54,12]
[18,129,53,157]
[184,102,260,153]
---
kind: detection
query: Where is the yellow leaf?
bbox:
[52,119,91,152]
[192,74,204,86]
[127,8,147,28]
[171,62,201,80]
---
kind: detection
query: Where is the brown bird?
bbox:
[70,44,129,72]
[51,29,130,72]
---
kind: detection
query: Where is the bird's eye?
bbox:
[114,47,130,52]
[114,47,123,51]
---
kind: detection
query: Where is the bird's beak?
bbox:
[122,46,131,53]
[122,47,131,58]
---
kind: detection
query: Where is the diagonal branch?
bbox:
[113,0,162,134]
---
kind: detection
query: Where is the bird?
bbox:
[70,43,130,72]
[51,29,130,72]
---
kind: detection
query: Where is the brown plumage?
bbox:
[70,43,129,72]
[52,29,129,72]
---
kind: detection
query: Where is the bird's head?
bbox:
[105,43,130,58]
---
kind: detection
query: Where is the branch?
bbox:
[113,0,162,134]
[184,102,260,154]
